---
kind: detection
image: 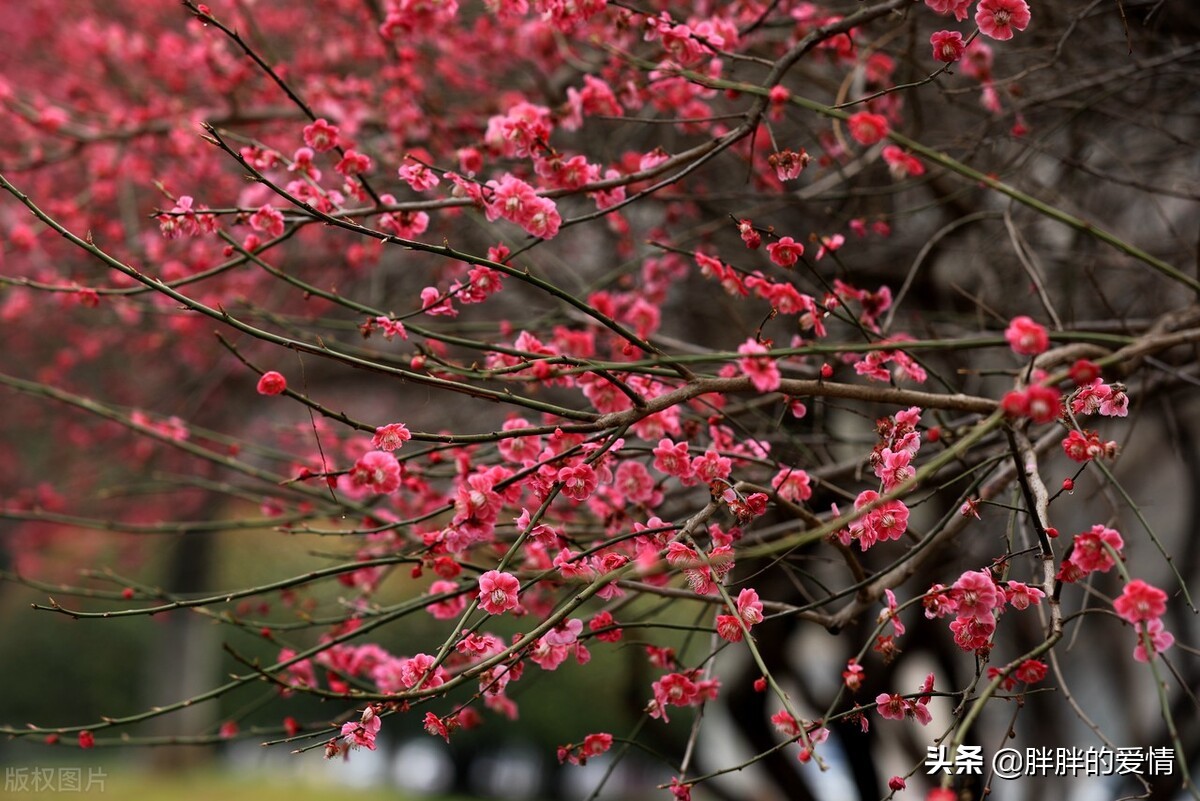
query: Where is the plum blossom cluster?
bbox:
[1070,378,1129,418]
[851,337,927,384]
[926,0,1030,69]
[1001,384,1061,425]
[483,174,563,239]
[694,251,817,329]
[836,407,923,551]
[1056,525,1123,583]
[923,570,1044,655]
[771,709,831,763]
[987,658,1048,690]
[870,407,922,489]
[693,249,897,343]
[1061,429,1118,463]
[326,706,382,759]
[1114,580,1175,662]
[876,673,936,725]
[360,316,409,341]
[873,588,907,661]
[647,670,721,723]
[306,627,562,728]
[925,0,1032,123]
[306,643,451,697]
[715,588,765,642]
[665,541,735,596]
[842,658,865,691]
[643,11,738,68]
[156,195,217,239]
[557,732,613,765]
[737,338,782,393]
[838,489,909,552]
[416,249,511,319]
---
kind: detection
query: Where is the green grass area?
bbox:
[1,765,461,801]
